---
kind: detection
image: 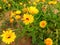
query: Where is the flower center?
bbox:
[8,37,10,38]
[42,22,45,26]
[26,18,29,20]
[7,36,11,38]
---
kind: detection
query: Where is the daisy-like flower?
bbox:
[28,6,39,14]
[22,14,34,25]
[39,20,47,28]
[1,30,16,44]
[44,38,53,45]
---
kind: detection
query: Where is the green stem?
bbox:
[56,29,58,45]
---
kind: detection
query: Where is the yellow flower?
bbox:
[23,4,26,7]
[1,30,16,44]
[19,2,23,5]
[15,10,21,14]
[8,3,11,7]
[2,0,7,3]
[44,38,53,45]
[42,0,45,2]
[28,6,39,14]
[35,0,40,2]
[0,6,2,9]
[10,11,16,18]
[10,18,14,23]
[39,20,47,28]
[48,1,57,5]
[28,1,31,4]
[15,15,21,20]
[33,2,37,6]
[22,14,34,25]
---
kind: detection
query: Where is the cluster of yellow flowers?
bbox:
[10,6,39,25]
[0,0,58,45]
[10,10,21,23]
[1,29,53,45]
[8,5,48,44]
[1,30,53,45]
[1,0,57,11]
[10,6,47,28]
[28,0,57,6]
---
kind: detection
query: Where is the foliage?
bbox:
[0,0,60,45]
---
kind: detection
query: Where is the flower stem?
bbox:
[56,29,58,45]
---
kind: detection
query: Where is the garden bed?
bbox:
[0,0,60,45]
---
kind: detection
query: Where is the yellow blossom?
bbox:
[0,6,2,9]
[42,0,45,2]
[8,3,11,7]
[44,38,53,45]
[15,10,21,14]
[33,2,37,6]
[1,30,16,44]
[28,1,31,4]
[23,4,26,7]
[19,2,23,5]
[28,6,39,14]
[2,0,7,3]
[10,11,16,18]
[15,15,21,20]
[22,14,34,25]
[10,18,14,23]
[35,0,40,2]
[39,20,47,28]
[48,1,57,5]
